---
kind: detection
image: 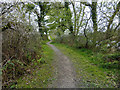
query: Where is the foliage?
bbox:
[15,44,55,88]
[2,23,43,88]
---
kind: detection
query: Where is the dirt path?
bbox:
[47,41,77,88]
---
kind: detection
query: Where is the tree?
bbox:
[106,1,120,38]
[34,2,50,37]
[64,1,73,34]
[81,0,98,47]
[25,3,35,29]
[71,1,76,35]
[47,2,68,37]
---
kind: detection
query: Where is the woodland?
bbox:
[1,0,120,88]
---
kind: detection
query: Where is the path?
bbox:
[47,41,77,88]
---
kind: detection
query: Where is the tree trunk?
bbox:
[84,16,91,48]
[91,2,98,47]
[117,2,120,44]
[64,1,73,34]
[76,5,85,36]
[81,1,98,47]
[71,1,76,36]
[29,12,31,27]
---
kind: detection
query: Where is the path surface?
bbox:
[47,41,77,88]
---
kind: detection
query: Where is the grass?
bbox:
[14,43,55,88]
[52,42,119,88]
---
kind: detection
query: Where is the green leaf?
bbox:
[37,58,42,63]
[34,62,37,66]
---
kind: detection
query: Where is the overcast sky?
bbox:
[0,0,119,3]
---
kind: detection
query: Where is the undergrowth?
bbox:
[11,42,55,88]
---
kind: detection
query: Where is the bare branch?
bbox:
[81,2,91,7]
[0,2,24,16]
[107,1,120,31]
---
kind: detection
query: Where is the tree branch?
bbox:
[84,16,91,48]
[107,1,120,31]
[0,2,23,16]
[81,2,91,7]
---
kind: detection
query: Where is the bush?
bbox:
[2,21,43,88]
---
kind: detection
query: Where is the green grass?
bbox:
[14,44,55,88]
[52,43,118,88]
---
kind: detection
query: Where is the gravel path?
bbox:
[47,41,77,88]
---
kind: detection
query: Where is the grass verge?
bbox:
[14,43,55,88]
[52,43,119,88]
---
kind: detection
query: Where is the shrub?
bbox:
[2,21,43,88]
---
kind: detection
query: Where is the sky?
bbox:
[0,0,119,3]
